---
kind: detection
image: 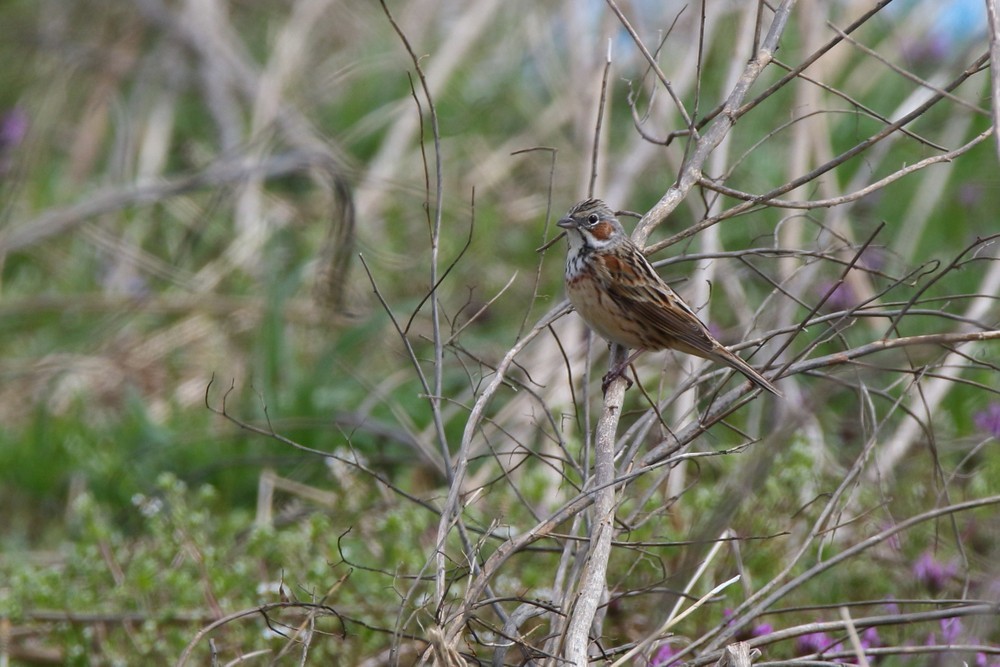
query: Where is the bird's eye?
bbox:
[587,214,599,224]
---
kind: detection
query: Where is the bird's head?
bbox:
[557,198,627,252]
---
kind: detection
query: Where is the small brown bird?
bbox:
[557,198,781,396]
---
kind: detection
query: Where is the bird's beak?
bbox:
[536,216,575,252]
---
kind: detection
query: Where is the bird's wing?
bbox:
[590,248,718,358]
[589,244,782,395]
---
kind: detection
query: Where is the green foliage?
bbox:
[0,473,426,661]
[1,0,997,663]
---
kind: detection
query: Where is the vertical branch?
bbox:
[377,5,482,657]
[564,26,626,665]
[987,0,1000,159]
[565,3,800,662]
[588,41,613,198]
[562,361,627,664]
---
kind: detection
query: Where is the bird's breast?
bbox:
[564,249,588,281]
[564,256,648,349]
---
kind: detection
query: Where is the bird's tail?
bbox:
[712,347,782,397]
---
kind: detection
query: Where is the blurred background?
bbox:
[0,0,997,663]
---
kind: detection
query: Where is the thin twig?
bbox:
[697,129,992,210]
[635,0,799,246]
[605,0,694,130]
[696,495,1000,657]
[647,51,991,255]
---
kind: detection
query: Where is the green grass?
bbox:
[0,0,997,663]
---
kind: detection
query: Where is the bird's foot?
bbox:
[601,364,633,395]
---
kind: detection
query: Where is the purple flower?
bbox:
[958,183,984,208]
[723,609,773,641]
[0,107,28,176]
[939,617,962,644]
[859,247,887,272]
[817,280,857,311]
[0,107,27,148]
[900,32,950,65]
[974,403,1000,439]
[797,631,834,654]
[912,551,957,593]
[859,627,881,650]
[924,617,964,648]
[882,525,902,552]
[651,643,680,667]
[975,652,1000,667]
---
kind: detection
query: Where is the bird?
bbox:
[556,198,781,396]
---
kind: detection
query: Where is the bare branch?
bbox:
[988,0,1000,159]
[697,128,992,209]
[635,0,798,246]
[648,51,991,255]
[605,0,694,130]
